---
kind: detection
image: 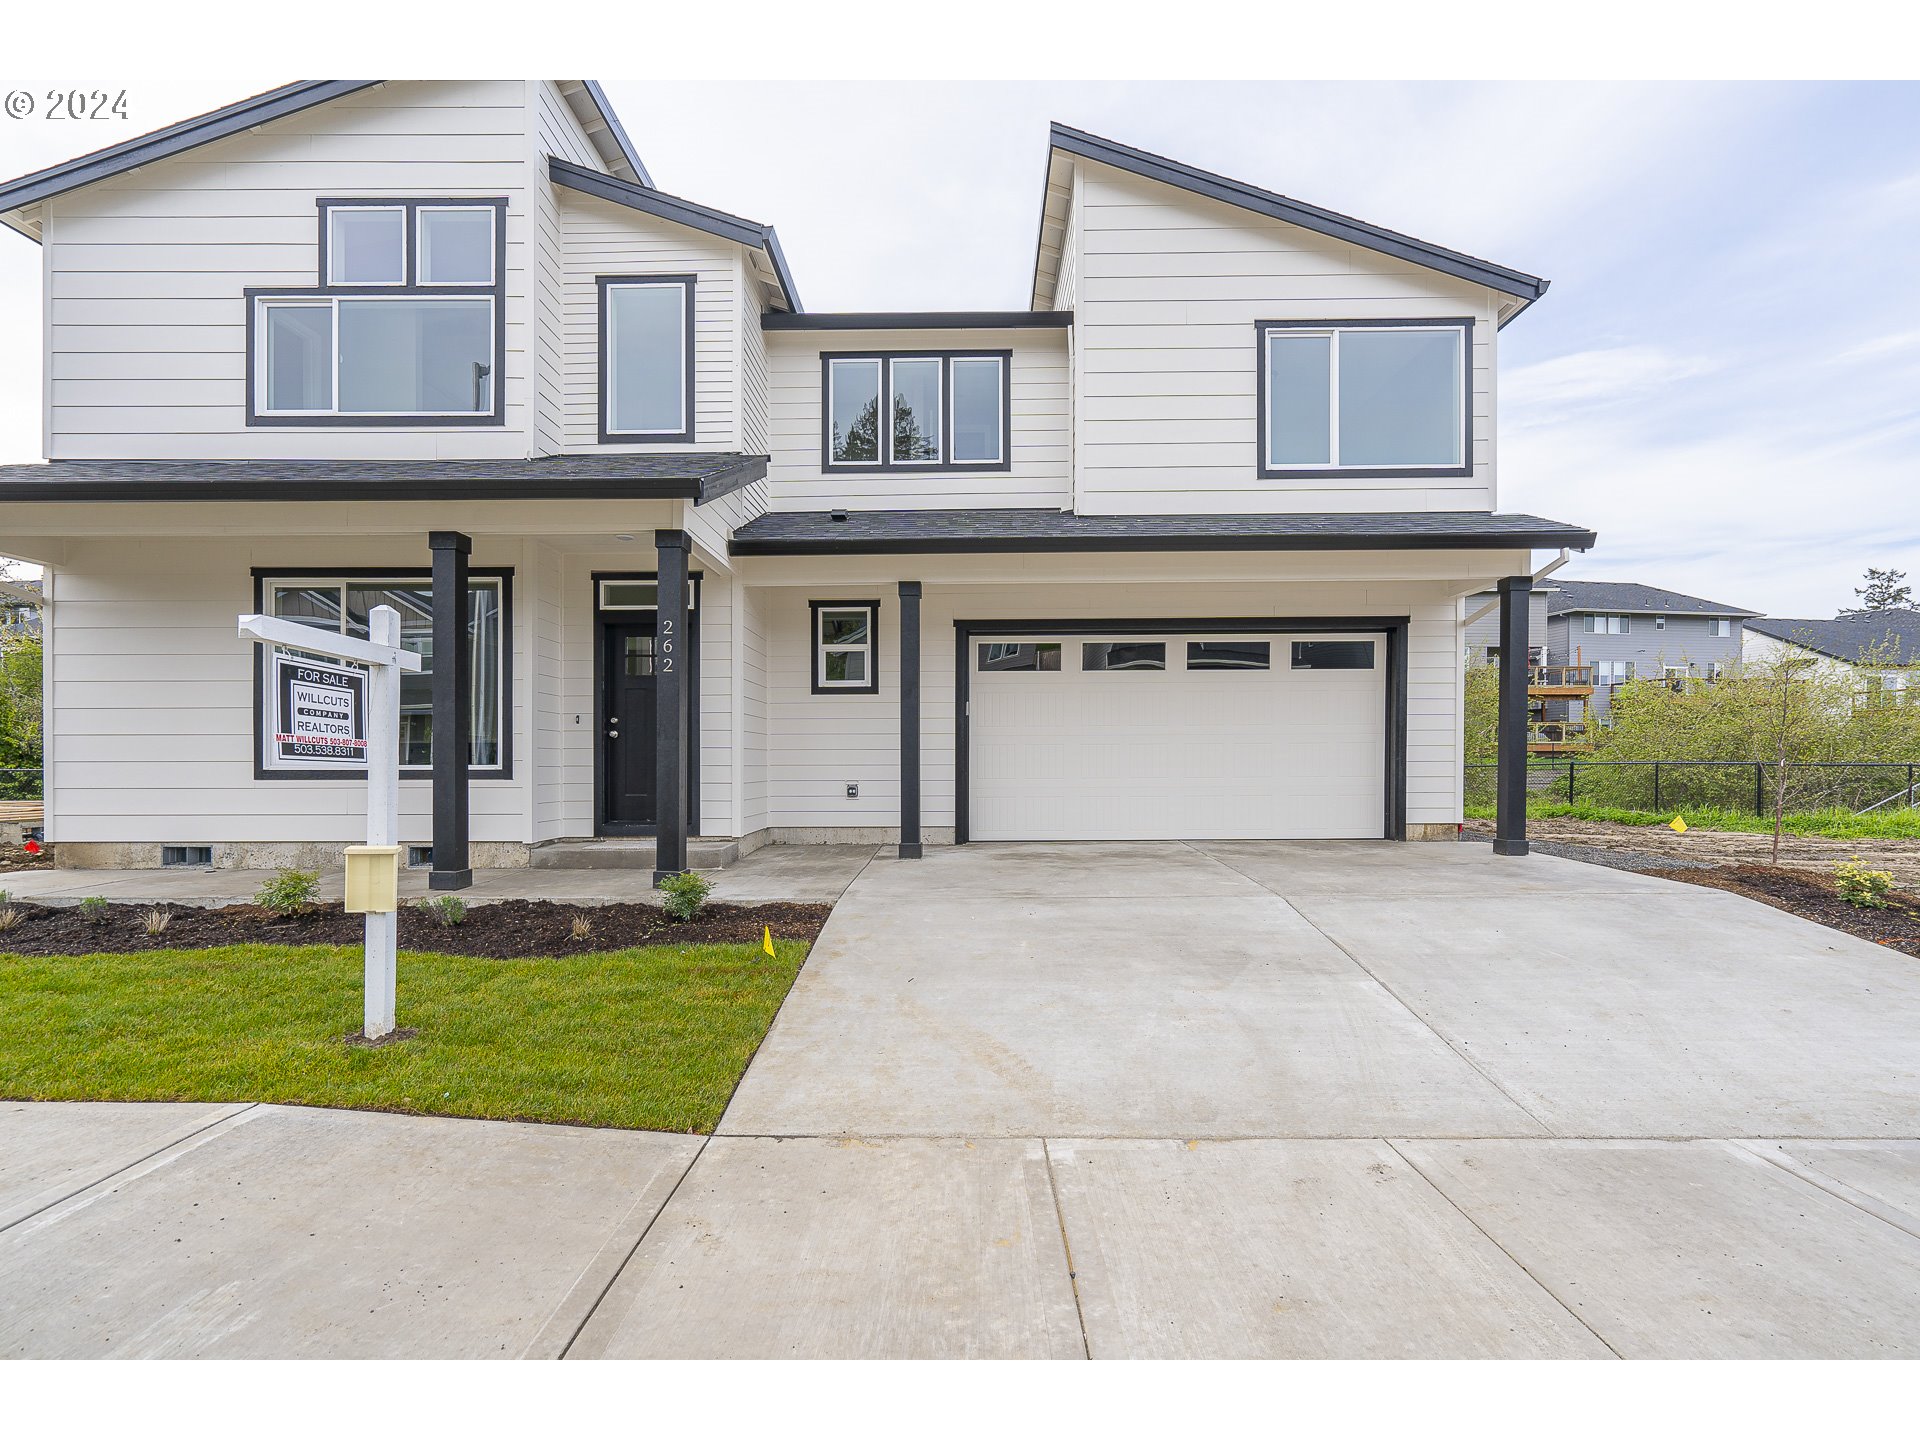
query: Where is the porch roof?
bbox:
[0,454,767,505]
[729,508,1597,556]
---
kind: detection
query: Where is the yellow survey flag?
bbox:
[1670,816,1688,833]
[762,925,776,959]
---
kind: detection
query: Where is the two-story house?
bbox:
[0,79,1592,882]
[1746,611,1920,696]
[1545,580,1756,720]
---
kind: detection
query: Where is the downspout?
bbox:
[1463,548,1570,630]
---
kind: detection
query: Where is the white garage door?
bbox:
[969,632,1386,841]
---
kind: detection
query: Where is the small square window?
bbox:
[327,206,405,286]
[417,207,495,285]
[813,601,878,694]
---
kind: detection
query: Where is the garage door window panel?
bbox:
[1082,641,1166,672]
[1188,640,1271,670]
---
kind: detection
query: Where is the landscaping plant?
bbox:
[569,913,594,943]
[1834,858,1895,909]
[143,908,172,937]
[0,905,19,933]
[78,896,110,924]
[657,869,712,922]
[417,894,467,928]
[255,867,320,915]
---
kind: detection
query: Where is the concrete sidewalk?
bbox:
[0,842,878,909]
[6,1103,1920,1358]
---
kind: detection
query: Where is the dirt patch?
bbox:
[0,850,53,876]
[0,897,832,959]
[343,1026,420,1049]
[1463,815,1920,889]
[1645,863,1920,959]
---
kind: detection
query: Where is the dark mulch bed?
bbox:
[1647,863,1920,958]
[0,897,832,959]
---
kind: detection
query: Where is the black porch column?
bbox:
[1493,573,1533,857]
[428,531,472,890]
[652,530,691,884]
[898,581,922,859]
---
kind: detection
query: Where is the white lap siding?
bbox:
[746,553,1509,840]
[43,80,539,461]
[44,533,532,849]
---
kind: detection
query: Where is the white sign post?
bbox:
[239,605,421,1039]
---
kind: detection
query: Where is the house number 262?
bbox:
[658,617,675,673]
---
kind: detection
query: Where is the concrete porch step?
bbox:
[529,837,741,871]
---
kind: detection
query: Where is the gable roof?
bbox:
[1748,611,1920,665]
[1032,123,1550,322]
[1545,580,1759,619]
[0,80,650,239]
[547,156,800,312]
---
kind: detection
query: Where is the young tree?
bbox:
[0,634,42,800]
[1845,567,1912,615]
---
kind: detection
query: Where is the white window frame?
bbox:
[260,573,507,777]
[1707,618,1732,638]
[813,602,878,694]
[949,354,1006,465]
[415,205,498,287]
[596,579,698,612]
[888,356,944,466]
[826,358,885,467]
[325,204,407,288]
[602,277,693,441]
[1583,614,1631,635]
[253,294,498,419]
[1259,321,1469,474]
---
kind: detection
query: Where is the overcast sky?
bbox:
[3,80,1915,618]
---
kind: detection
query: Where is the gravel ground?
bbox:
[1461,815,1920,886]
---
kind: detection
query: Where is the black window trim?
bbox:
[597,272,698,445]
[810,598,881,696]
[246,195,508,429]
[1255,316,1474,481]
[249,565,514,782]
[819,349,1013,475]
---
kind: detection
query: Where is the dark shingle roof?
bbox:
[1748,611,1920,665]
[0,455,766,505]
[731,508,1595,556]
[1545,580,1758,619]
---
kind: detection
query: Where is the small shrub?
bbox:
[657,869,712,922]
[569,913,594,943]
[143,908,172,936]
[78,896,110,924]
[0,906,19,933]
[255,867,319,915]
[1835,857,1895,909]
[416,894,467,928]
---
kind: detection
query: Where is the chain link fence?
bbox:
[1464,760,1920,816]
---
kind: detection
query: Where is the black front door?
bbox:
[602,620,658,828]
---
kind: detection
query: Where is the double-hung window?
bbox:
[599,275,695,442]
[811,601,879,695]
[257,572,508,776]
[823,351,1009,472]
[251,198,506,426]
[1257,319,1470,477]
[1583,614,1631,635]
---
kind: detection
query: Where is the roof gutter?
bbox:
[1463,549,1570,628]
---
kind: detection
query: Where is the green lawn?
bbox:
[0,939,807,1133]
[1463,800,1920,840]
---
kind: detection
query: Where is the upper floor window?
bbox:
[249,197,506,427]
[822,351,1009,472]
[1583,615,1631,635]
[1257,319,1469,478]
[599,275,694,443]
[1707,618,1733,638]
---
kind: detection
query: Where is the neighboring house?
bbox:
[1546,580,1757,720]
[1745,611,1920,696]
[0,80,1592,875]
[1463,585,1553,665]
[0,577,42,638]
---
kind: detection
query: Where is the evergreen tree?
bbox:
[1844,567,1912,615]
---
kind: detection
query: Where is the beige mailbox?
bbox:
[343,844,402,915]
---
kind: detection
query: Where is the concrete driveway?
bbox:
[7,841,1920,1358]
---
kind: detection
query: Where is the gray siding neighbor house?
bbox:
[1464,586,1552,664]
[1546,580,1758,719]
[1745,611,1920,695]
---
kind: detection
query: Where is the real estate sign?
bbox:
[268,649,368,769]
